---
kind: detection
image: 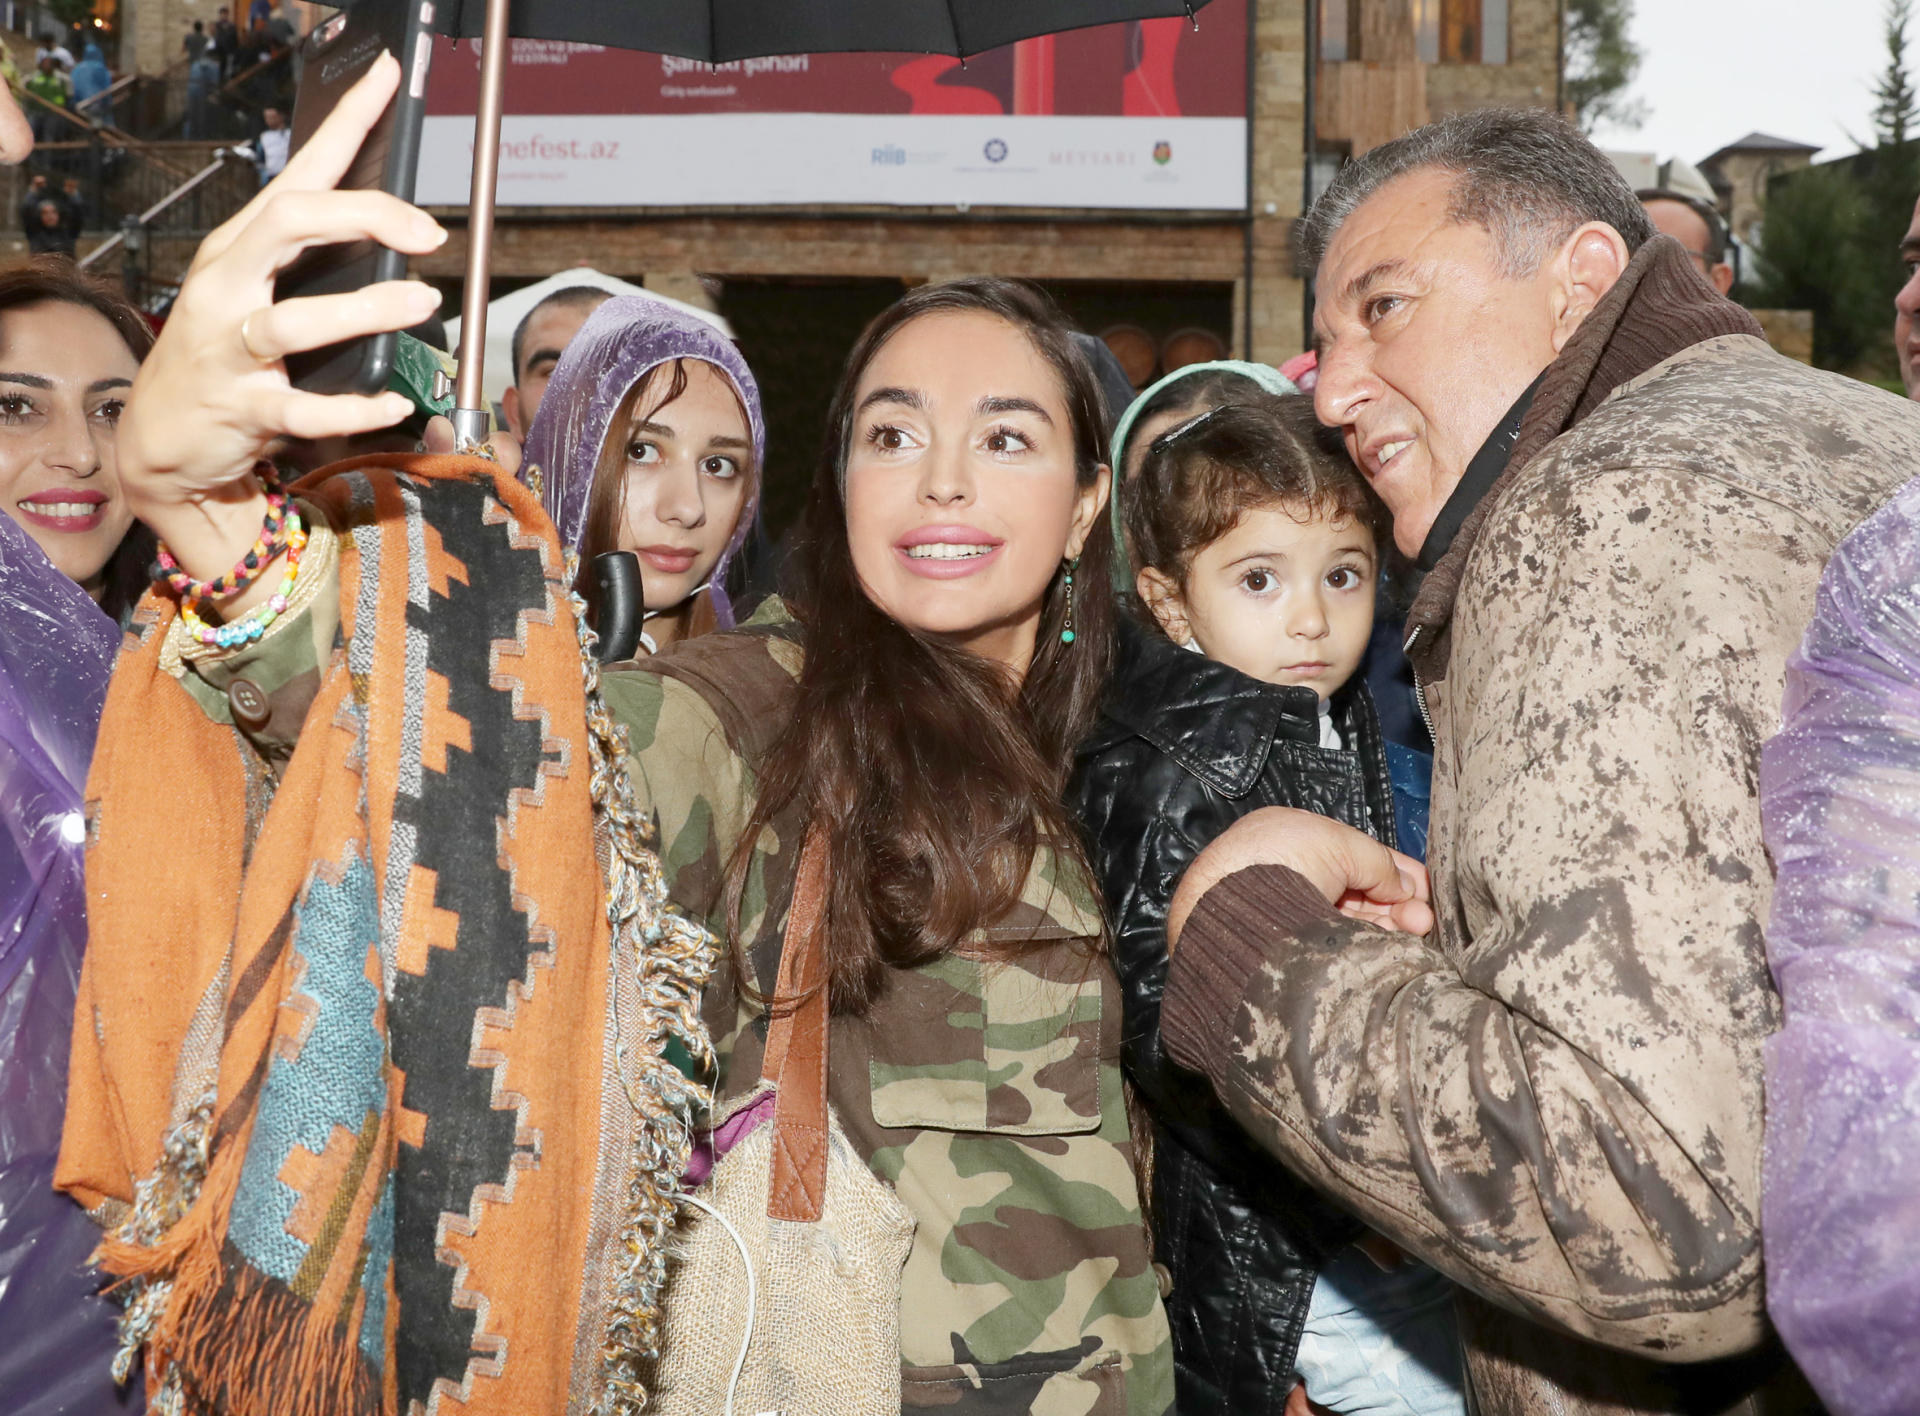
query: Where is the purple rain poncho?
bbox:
[1759,473,1920,1416]
[0,510,141,1414]
[519,294,764,629]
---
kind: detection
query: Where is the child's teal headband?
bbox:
[1107,359,1298,591]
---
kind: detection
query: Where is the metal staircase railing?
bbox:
[78,148,249,300]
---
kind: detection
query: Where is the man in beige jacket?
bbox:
[1159,109,1920,1414]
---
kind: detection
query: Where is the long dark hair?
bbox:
[729,277,1117,1015]
[0,257,156,622]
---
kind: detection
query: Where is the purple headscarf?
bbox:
[0,509,142,1413]
[519,294,765,629]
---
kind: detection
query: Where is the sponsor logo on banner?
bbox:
[1047,148,1136,167]
[1153,141,1172,165]
[983,137,1008,163]
[871,143,947,167]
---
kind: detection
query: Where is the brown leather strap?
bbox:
[762,827,829,1222]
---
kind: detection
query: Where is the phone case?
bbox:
[278,0,436,397]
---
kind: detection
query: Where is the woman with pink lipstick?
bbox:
[0,258,155,624]
[0,257,153,1415]
[521,294,762,654]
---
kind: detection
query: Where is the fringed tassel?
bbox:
[569,566,722,1416]
[96,1098,241,1288]
[96,1092,222,1388]
[147,1259,379,1416]
[97,1092,384,1416]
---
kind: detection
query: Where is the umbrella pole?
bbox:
[450,0,512,452]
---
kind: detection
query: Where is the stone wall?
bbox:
[1424,0,1559,118]
[1247,0,1308,361]
[123,0,205,79]
[1711,150,1815,251]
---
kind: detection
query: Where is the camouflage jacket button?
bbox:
[227,677,271,732]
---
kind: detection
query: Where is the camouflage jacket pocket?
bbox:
[869,950,1105,1136]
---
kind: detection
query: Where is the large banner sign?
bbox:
[416,8,1248,211]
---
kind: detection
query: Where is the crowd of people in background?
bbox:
[4,38,1920,1416]
[0,3,300,261]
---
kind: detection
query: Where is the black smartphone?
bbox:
[277,0,437,396]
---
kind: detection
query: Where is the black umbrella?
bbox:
[427,1,1211,62]
[421,0,1218,446]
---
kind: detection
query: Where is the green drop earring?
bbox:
[1060,555,1079,645]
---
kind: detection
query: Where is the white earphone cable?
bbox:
[671,1190,766,1416]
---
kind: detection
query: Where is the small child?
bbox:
[1070,392,1461,1416]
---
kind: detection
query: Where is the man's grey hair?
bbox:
[1299,108,1656,282]
[509,285,612,382]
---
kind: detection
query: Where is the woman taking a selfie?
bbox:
[521,293,763,653]
[56,55,1184,1416]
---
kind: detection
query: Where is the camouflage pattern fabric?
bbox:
[602,602,1175,1416]
[1163,258,1919,1414]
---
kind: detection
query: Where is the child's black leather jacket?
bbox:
[1068,615,1398,1415]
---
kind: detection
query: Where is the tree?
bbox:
[1563,0,1646,133]
[1873,0,1919,145]
[1754,165,1877,370]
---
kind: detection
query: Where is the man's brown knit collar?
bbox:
[1399,233,1763,681]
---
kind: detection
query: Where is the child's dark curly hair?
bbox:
[1126,392,1389,588]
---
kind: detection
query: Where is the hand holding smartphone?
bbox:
[277,0,437,395]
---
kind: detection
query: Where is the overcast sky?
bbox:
[1590,0,1887,166]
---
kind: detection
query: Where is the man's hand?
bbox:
[1166,807,1434,949]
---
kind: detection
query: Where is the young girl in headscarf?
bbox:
[521,294,764,654]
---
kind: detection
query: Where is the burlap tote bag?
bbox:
[651,831,915,1415]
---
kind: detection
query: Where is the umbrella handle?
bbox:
[591,551,645,664]
[451,0,512,452]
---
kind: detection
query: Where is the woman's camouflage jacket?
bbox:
[602,600,1175,1416]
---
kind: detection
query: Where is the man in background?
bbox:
[26,197,73,256]
[22,56,69,143]
[212,7,239,78]
[32,32,71,73]
[500,285,611,438]
[251,105,290,185]
[1635,157,1734,296]
[186,43,221,138]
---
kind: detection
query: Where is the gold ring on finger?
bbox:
[238,311,273,364]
